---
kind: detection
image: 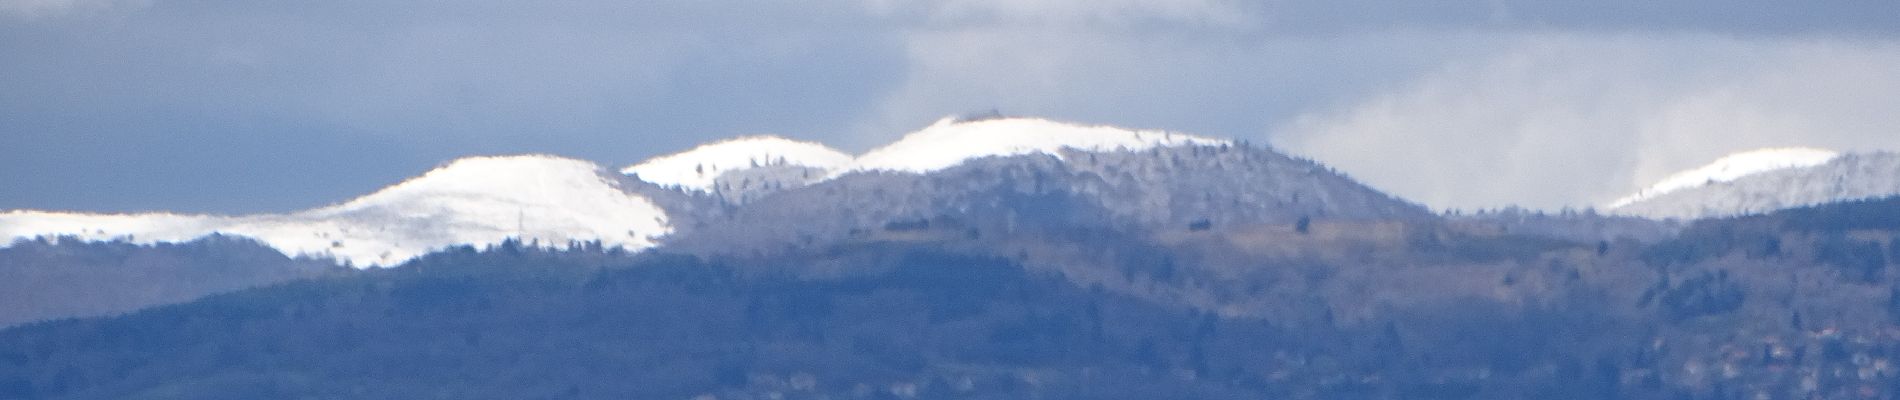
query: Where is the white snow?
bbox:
[844,117,1228,176]
[1,117,1242,266]
[1609,152,1900,220]
[1,155,673,268]
[622,135,852,191]
[1609,147,1840,209]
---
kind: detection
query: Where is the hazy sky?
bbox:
[4,1,1899,213]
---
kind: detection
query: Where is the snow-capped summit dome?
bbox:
[283,155,675,264]
[1610,147,1840,209]
[324,155,651,215]
[1,154,674,267]
[1608,150,1900,220]
[844,117,1228,175]
[623,135,852,191]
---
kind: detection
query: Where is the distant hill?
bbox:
[0,155,675,267]
[0,117,1431,331]
[0,236,343,328]
[1,117,1418,268]
[620,135,852,204]
[15,118,1900,398]
[667,118,1429,256]
[11,198,1900,398]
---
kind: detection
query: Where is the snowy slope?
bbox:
[1,155,672,267]
[1610,150,1900,220]
[669,120,1433,256]
[1609,147,1840,208]
[844,117,1228,176]
[622,135,851,191]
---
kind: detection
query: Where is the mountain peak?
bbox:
[332,154,610,211]
[621,135,851,192]
[1610,147,1839,209]
[1602,149,1900,220]
[843,117,1228,176]
[2,154,674,267]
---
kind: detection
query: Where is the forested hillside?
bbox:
[9,198,1900,398]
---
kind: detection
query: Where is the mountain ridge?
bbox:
[1,117,1432,268]
[1612,150,1900,220]
[0,155,673,267]
[842,117,1228,176]
[1610,147,1840,209]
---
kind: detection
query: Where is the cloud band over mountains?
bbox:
[3,0,1897,212]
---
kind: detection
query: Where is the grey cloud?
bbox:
[1243,1,1900,36]
[1271,35,1900,211]
[840,28,1509,150]
[3,0,1899,214]
[1,0,906,213]
[861,0,1257,28]
[0,0,147,19]
[864,0,1900,36]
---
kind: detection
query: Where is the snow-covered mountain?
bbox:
[619,117,1233,206]
[1609,148,1840,209]
[622,135,851,203]
[1610,149,1900,220]
[844,117,1226,175]
[840,117,1421,226]
[668,117,1430,254]
[0,116,1433,266]
[1,155,673,267]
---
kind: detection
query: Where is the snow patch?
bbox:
[1,155,673,268]
[1610,147,1839,209]
[844,117,1228,176]
[1608,152,1900,220]
[622,135,851,191]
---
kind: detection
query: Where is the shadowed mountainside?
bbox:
[0,236,345,328]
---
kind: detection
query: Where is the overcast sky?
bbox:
[4,0,1899,213]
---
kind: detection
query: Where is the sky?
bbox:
[3,0,1899,213]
